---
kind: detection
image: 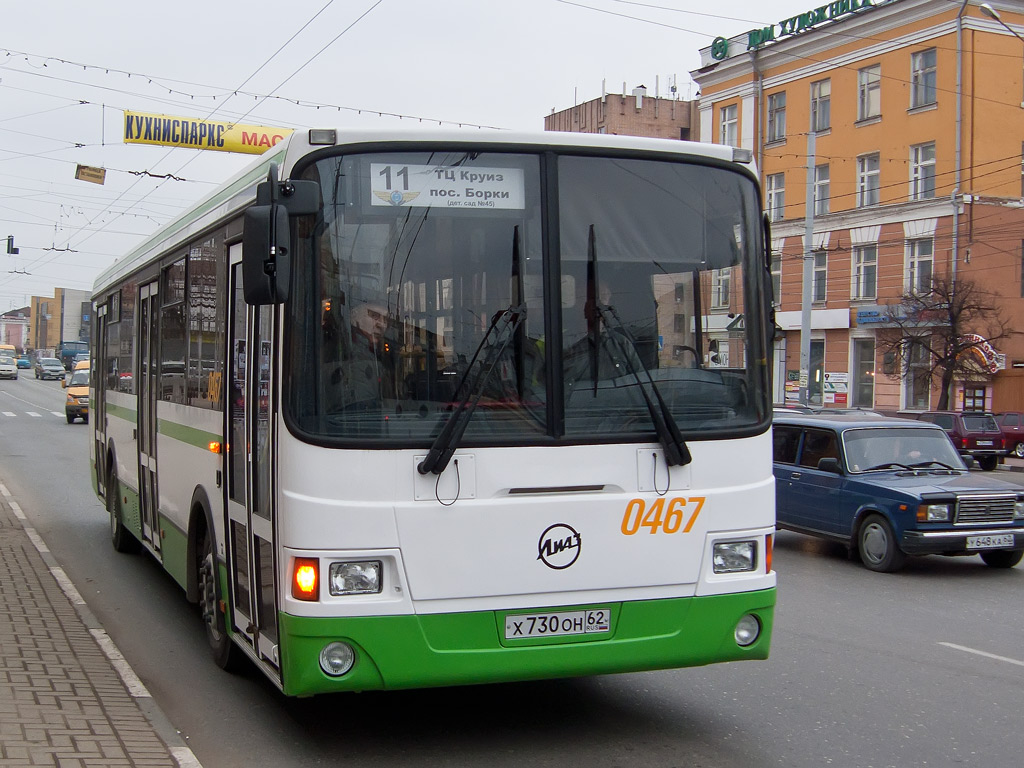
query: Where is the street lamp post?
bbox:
[980,3,1024,108]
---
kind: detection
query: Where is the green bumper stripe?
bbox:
[157,418,219,449]
[277,589,775,696]
[105,402,137,422]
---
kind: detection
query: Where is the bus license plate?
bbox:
[505,609,611,639]
[967,534,1014,550]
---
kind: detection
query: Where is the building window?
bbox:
[720,104,738,147]
[852,338,875,408]
[911,48,937,108]
[674,313,687,333]
[810,79,831,132]
[963,386,986,412]
[858,65,881,120]
[675,283,686,303]
[766,172,785,222]
[857,153,881,206]
[809,339,825,405]
[908,238,934,293]
[853,245,877,300]
[910,142,936,200]
[771,254,782,305]
[767,92,786,143]
[813,250,827,302]
[904,338,931,409]
[712,268,730,309]
[814,164,830,216]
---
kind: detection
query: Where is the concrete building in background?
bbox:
[545,83,700,141]
[692,0,1024,412]
[29,288,91,353]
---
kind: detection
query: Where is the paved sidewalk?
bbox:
[0,481,198,768]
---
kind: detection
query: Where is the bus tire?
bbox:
[198,526,245,672]
[108,475,141,554]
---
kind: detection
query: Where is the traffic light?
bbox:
[6,236,18,255]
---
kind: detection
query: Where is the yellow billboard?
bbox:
[123,111,293,155]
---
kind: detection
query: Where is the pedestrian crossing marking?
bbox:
[27,412,41,418]
[2,412,14,417]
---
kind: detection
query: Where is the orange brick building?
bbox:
[692,0,1024,412]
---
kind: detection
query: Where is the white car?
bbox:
[0,354,17,380]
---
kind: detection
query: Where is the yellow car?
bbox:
[63,359,90,423]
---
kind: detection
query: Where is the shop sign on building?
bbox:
[823,371,848,405]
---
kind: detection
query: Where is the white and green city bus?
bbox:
[90,128,777,696]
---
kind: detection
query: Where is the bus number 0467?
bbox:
[621,497,705,536]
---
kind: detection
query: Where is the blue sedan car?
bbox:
[773,413,1024,572]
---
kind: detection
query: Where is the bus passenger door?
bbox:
[93,302,108,495]
[225,248,280,674]
[137,282,160,551]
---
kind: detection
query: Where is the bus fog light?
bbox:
[319,642,355,676]
[734,614,760,647]
[713,541,757,573]
[328,561,382,595]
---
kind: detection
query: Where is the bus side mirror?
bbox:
[243,204,291,305]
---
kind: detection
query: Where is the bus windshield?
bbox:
[285,149,769,444]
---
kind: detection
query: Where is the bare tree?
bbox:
[877,274,1009,410]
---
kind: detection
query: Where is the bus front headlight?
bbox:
[328,561,382,595]
[713,540,757,573]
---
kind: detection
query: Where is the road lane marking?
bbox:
[939,642,1024,668]
[51,411,63,417]
[2,411,14,417]
[27,411,41,417]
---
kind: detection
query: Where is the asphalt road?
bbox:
[2,374,1023,767]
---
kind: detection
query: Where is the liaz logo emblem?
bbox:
[537,524,581,570]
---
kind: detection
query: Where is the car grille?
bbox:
[955,494,1017,525]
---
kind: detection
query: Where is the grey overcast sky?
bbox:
[0,0,818,308]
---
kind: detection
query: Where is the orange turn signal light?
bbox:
[208,441,222,454]
[292,558,319,601]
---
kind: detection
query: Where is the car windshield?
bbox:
[69,370,90,387]
[41,358,60,365]
[285,149,769,445]
[843,427,966,472]
[0,356,12,365]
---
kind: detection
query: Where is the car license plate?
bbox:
[967,534,1014,550]
[977,440,993,447]
[504,608,611,639]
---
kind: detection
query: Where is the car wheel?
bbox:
[197,525,245,672]
[66,413,74,424]
[978,456,998,472]
[857,514,907,572]
[1014,443,1024,459]
[980,549,1023,568]
[108,474,141,554]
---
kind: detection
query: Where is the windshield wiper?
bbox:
[586,225,691,467]
[417,304,526,476]
[908,460,958,470]
[863,462,913,471]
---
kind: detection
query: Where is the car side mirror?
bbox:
[817,457,843,474]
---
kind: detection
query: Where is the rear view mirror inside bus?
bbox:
[243,203,291,304]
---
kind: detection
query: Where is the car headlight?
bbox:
[917,503,951,522]
[328,561,382,595]
[1015,500,1024,519]
[713,540,757,574]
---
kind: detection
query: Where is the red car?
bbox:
[918,411,1006,471]
[996,412,1024,459]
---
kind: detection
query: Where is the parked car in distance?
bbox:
[16,355,31,369]
[0,354,17,380]
[773,412,1024,572]
[995,412,1024,459]
[63,359,90,423]
[917,411,1006,471]
[34,357,65,380]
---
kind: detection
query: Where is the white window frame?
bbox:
[911,48,937,108]
[857,153,881,206]
[858,65,881,121]
[907,238,934,293]
[814,164,830,216]
[767,92,786,143]
[852,244,877,300]
[810,79,831,132]
[720,104,738,147]
[766,172,785,222]
[711,268,731,309]
[910,142,936,200]
[812,250,827,303]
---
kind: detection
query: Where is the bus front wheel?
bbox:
[198,527,245,672]
[108,477,140,554]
